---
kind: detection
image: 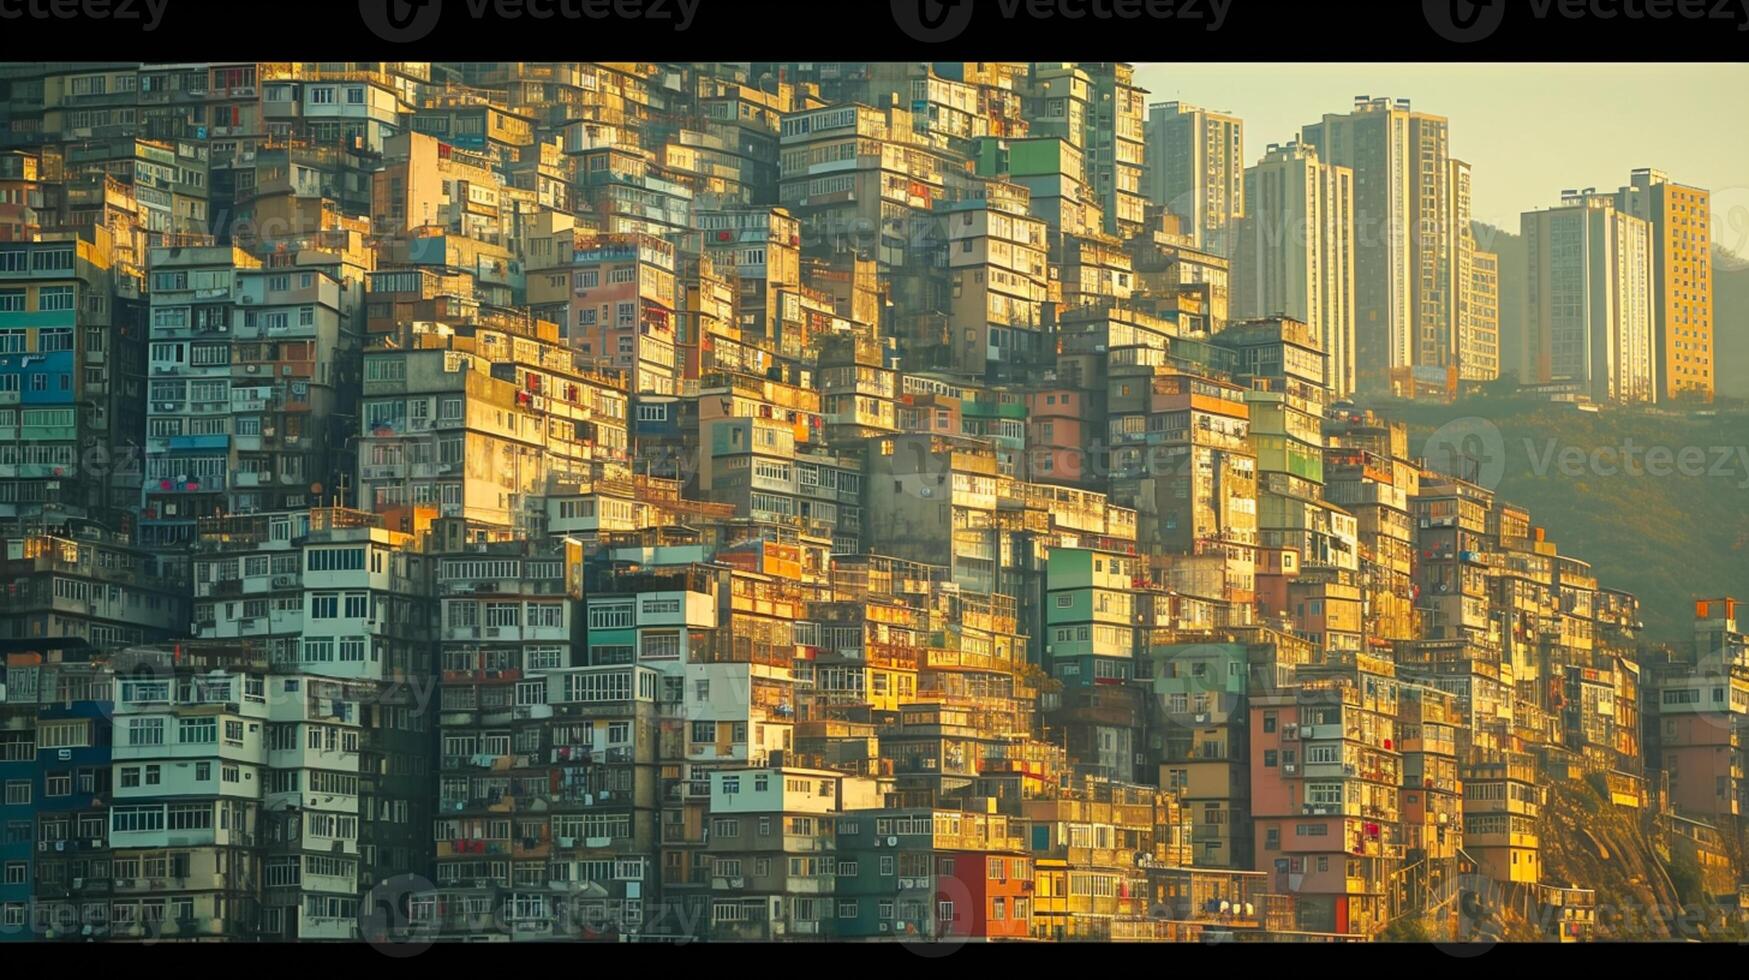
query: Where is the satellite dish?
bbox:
[310,482,323,495]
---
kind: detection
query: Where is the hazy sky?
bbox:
[1134,63,1749,245]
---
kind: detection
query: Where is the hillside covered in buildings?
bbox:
[0,62,1742,945]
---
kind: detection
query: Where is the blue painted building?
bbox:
[31,679,113,941]
[0,661,36,941]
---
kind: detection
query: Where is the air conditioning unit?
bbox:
[878,922,890,933]
[1283,764,1297,775]
[729,876,745,888]
[246,365,259,374]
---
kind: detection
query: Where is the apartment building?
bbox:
[1250,667,1402,937]
[1464,248,1501,382]
[701,766,880,940]
[1107,367,1257,557]
[936,187,1051,380]
[182,508,436,936]
[429,654,659,941]
[1146,102,1244,257]
[0,644,112,942]
[972,136,1100,244]
[1615,168,1714,401]
[778,103,957,270]
[526,230,678,395]
[1521,190,1656,404]
[836,805,1031,941]
[1460,751,1541,885]
[0,236,140,531]
[1042,546,1139,689]
[1232,142,1356,400]
[1301,98,1454,396]
[357,317,629,534]
[0,531,186,650]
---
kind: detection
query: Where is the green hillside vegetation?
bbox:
[1372,397,1749,640]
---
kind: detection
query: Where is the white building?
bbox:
[1522,191,1656,404]
[1234,142,1357,401]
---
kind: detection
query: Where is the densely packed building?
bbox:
[0,60,1731,944]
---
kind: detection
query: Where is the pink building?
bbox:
[1025,387,1095,486]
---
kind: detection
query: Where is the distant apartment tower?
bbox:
[1521,191,1656,404]
[1465,249,1501,382]
[1302,97,1454,395]
[1232,141,1357,400]
[1146,101,1244,256]
[1450,159,1497,383]
[1615,169,1714,402]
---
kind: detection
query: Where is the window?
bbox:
[127,718,165,746]
[179,717,217,745]
[110,806,164,834]
[37,721,90,749]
